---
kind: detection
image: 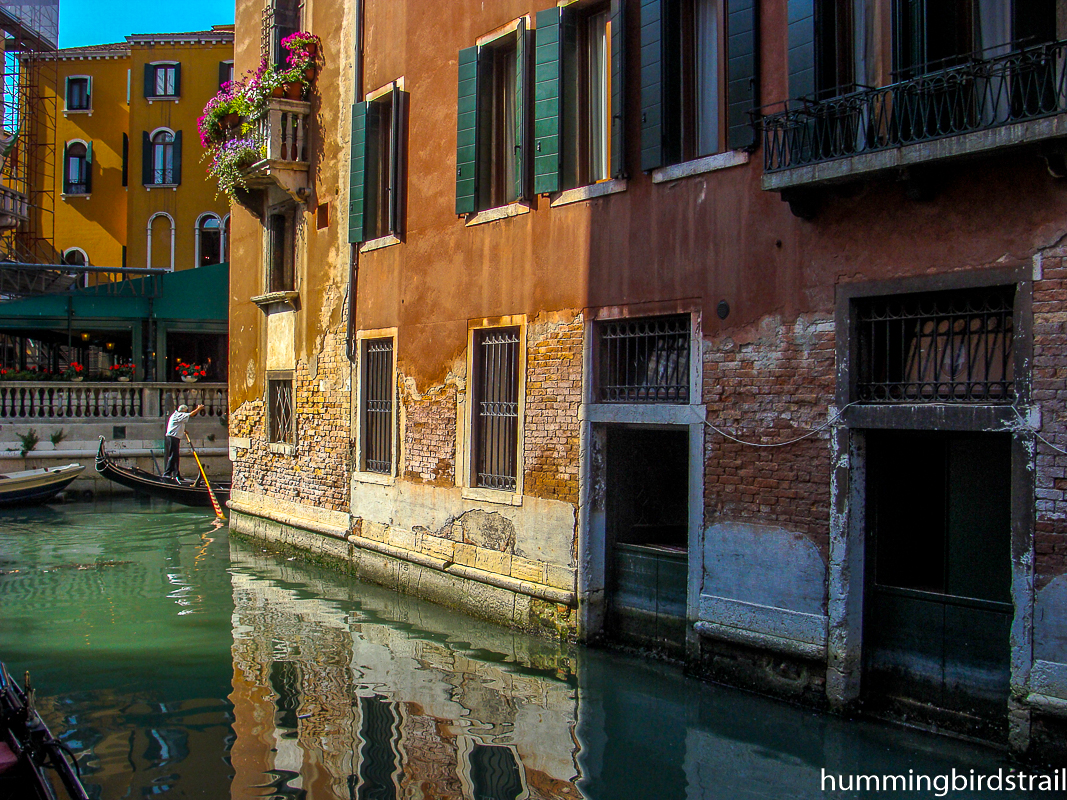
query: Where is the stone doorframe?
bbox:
[827,264,1036,747]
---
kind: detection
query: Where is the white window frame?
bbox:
[353,327,399,485]
[459,314,527,506]
[147,61,180,102]
[147,126,177,187]
[64,75,92,114]
[146,211,175,271]
[62,138,91,198]
[194,212,224,268]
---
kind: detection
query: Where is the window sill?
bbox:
[144,184,179,191]
[63,108,92,115]
[461,486,523,507]
[353,469,395,486]
[549,178,627,207]
[146,96,180,103]
[61,193,91,200]
[251,291,299,310]
[651,150,750,184]
[359,233,401,253]
[267,442,295,456]
[464,202,530,227]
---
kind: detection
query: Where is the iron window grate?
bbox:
[474,328,519,491]
[855,286,1015,404]
[268,379,294,444]
[362,338,393,474]
[597,315,690,403]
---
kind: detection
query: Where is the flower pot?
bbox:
[70,376,83,382]
[304,42,317,58]
[283,81,304,100]
[271,85,284,98]
[222,112,240,128]
[181,376,198,383]
[117,376,130,382]
[303,67,316,81]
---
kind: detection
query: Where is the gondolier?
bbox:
[163,404,204,480]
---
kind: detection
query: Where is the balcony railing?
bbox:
[0,185,29,230]
[240,98,311,203]
[760,39,1067,179]
[0,381,227,421]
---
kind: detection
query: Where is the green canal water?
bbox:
[0,497,1056,798]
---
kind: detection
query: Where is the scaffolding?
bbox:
[0,0,58,265]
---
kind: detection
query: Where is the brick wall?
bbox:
[702,314,837,555]
[401,380,457,485]
[231,326,350,513]
[1032,253,1067,589]
[523,311,583,505]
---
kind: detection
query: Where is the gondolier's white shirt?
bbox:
[166,410,192,438]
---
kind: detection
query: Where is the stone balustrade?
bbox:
[0,381,228,421]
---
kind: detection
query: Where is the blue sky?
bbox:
[59,0,235,48]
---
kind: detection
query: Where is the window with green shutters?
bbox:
[145,62,180,99]
[534,0,624,194]
[349,84,406,245]
[640,0,758,171]
[454,20,531,214]
[63,141,91,195]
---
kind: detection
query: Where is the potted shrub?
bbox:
[62,362,84,382]
[109,362,135,382]
[205,133,265,201]
[197,85,240,148]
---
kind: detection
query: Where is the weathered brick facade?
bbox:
[702,314,836,555]
[401,379,458,486]
[523,311,583,506]
[1033,251,1067,591]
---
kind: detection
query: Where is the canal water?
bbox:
[0,497,1057,799]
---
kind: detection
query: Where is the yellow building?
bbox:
[48,26,234,272]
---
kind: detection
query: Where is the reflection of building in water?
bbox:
[228,543,581,799]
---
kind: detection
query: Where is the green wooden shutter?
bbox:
[349,101,368,243]
[787,0,815,99]
[639,0,666,171]
[85,141,92,193]
[63,75,70,108]
[388,89,404,237]
[726,0,759,151]
[455,46,479,215]
[121,133,128,187]
[173,63,182,96]
[533,7,562,194]
[610,0,626,178]
[144,64,154,98]
[86,76,92,108]
[514,19,528,201]
[61,141,69,193]
[142,131,152,184]
[172,130,182,184]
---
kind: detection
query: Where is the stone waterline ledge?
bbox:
[228,491,578,638]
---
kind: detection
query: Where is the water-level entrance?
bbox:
[863,430,1013,737]
[604,426,689,655]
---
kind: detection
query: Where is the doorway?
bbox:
[863,430,1012,737]
[604,426,689,655]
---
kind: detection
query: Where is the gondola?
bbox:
[95,437,231,508]
[0,662,90,800]
[0,464,84,508]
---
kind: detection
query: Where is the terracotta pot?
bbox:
[304,42,317,58]
[222,112,240,128]
[271,85,284,98]
[304,67,316,81]
[284,81,303,100]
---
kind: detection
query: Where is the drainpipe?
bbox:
[345,0,363,363]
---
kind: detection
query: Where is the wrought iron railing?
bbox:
[760,39,1067,173]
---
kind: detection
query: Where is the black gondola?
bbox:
[0,663,90,800]
[95,438,231,508]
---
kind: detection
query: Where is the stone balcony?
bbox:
[0,184,29,230]
[240,98,312,204]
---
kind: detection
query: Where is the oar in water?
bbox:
[184,432,225,522]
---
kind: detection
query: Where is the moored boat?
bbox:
[95,438,231,508]
[0,464,84,508]
[0,663,90,800]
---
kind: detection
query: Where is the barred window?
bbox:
[855,286,1015,404]
[473,327,520,491]
[597,315,691,403]
[268,378,294,444]
[361,338,394,474]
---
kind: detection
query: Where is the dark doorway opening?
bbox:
[863,430,1012,740]
[604,426,689,656]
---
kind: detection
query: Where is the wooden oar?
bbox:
[184,432,225,521]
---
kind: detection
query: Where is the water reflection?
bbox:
[0,500,1050,799]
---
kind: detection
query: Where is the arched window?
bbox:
[151,131,174,184]
[64,141,90,194]
[196,213,222,267]
[222,214,230,263]
[147,212,175,271]
[62,247,87,266]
